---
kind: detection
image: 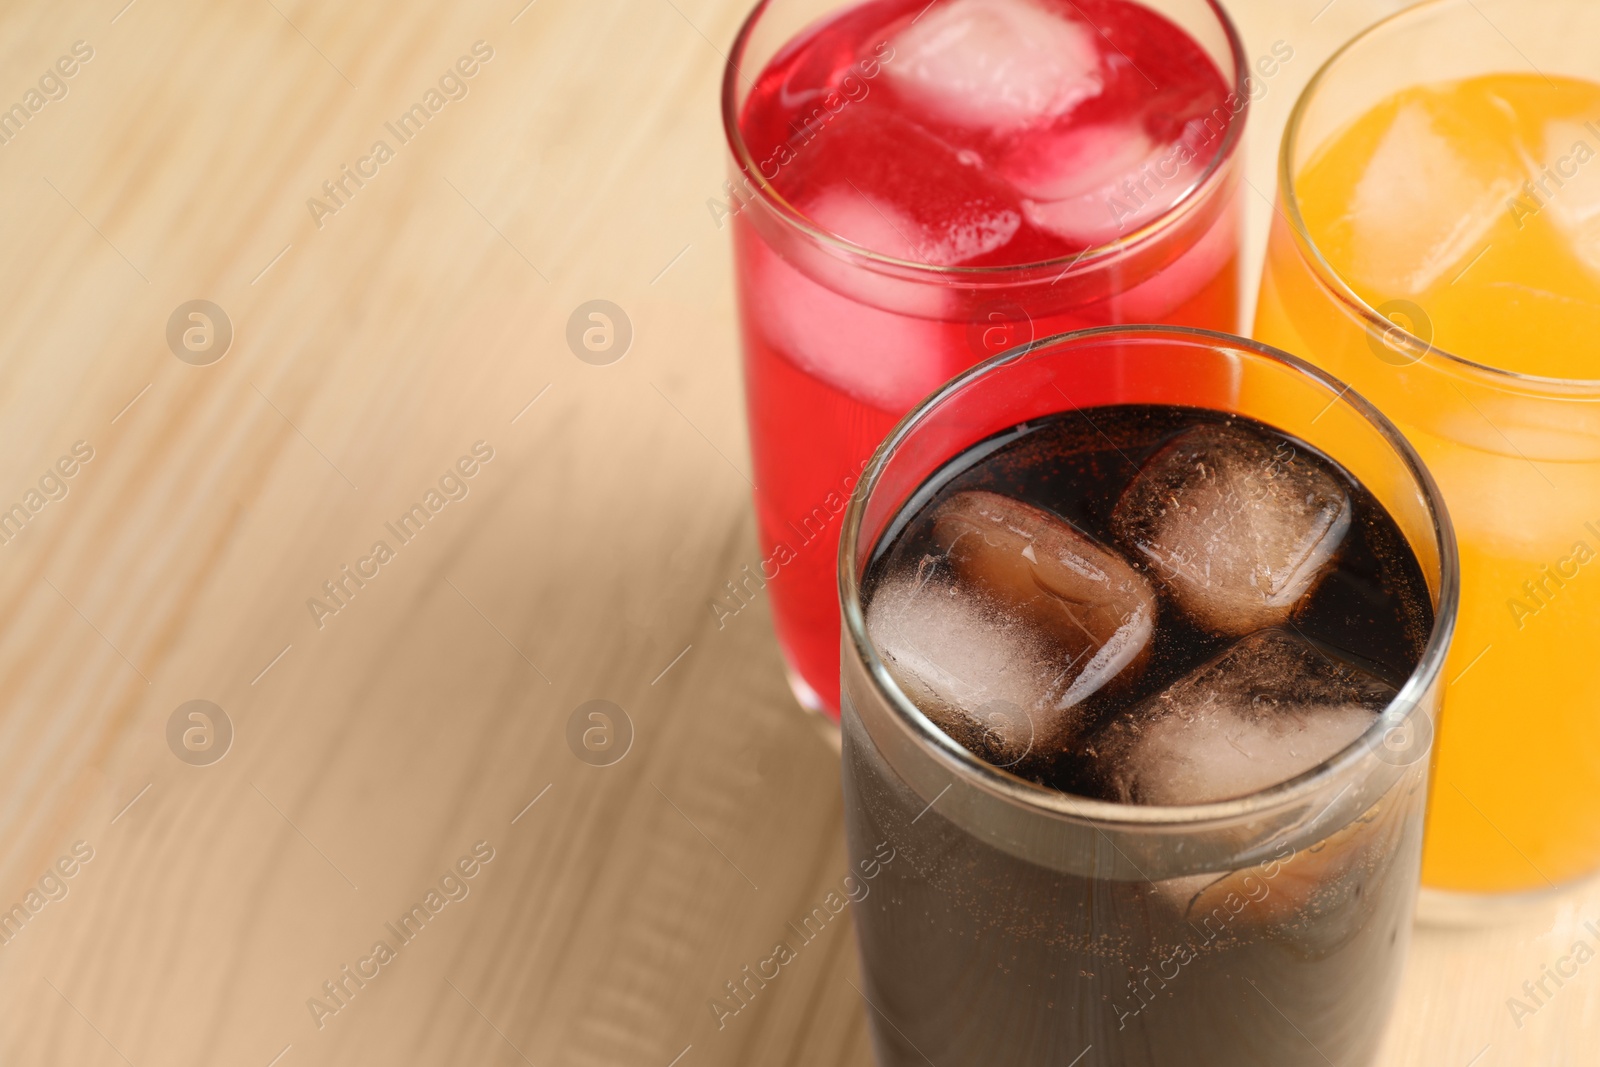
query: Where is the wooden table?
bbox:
[0,0,1592,1064]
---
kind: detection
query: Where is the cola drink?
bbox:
[843,402,1444,1067]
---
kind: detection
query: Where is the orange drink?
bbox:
[1256,0,1600,902]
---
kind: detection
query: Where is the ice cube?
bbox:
[744,220,956,413]
[886,0,1102,133]
[1090,629,1393,806]
[1176,805,1392,929]
[804,185,931,262]
[1004,118,1217,246]
[1346,101,1521,295]
[1111,422,1351,636]
[776,105,1025,266]
[931,490,1156,708]
[1539,119,1600,273]
[803,183,1019,266]
[745,104,1027,410]
[866,563,1069,766]
[866,491,1155,766]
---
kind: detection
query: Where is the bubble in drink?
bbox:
[1111,421,1351,636]
[1087,628,1393,806]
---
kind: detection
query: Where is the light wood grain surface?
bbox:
[0,0,1593,1064]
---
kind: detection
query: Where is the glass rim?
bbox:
[838,324,1461,829]
[720,0,1251,282]
[1278,0,1600,391]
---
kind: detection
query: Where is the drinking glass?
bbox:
[722,0,1249,717]
[1254,0,1600,906]
[839,326,1458,1066]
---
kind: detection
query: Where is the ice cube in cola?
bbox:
[849,404,1436,1066]
[1110,422,1352,637]
[866,489,1155,766]
[1087,628,1394,807]
[866,565,1072,766]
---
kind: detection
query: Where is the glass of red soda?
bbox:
[722,0,1251,716]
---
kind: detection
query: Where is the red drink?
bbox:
[723,0,1247,715]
